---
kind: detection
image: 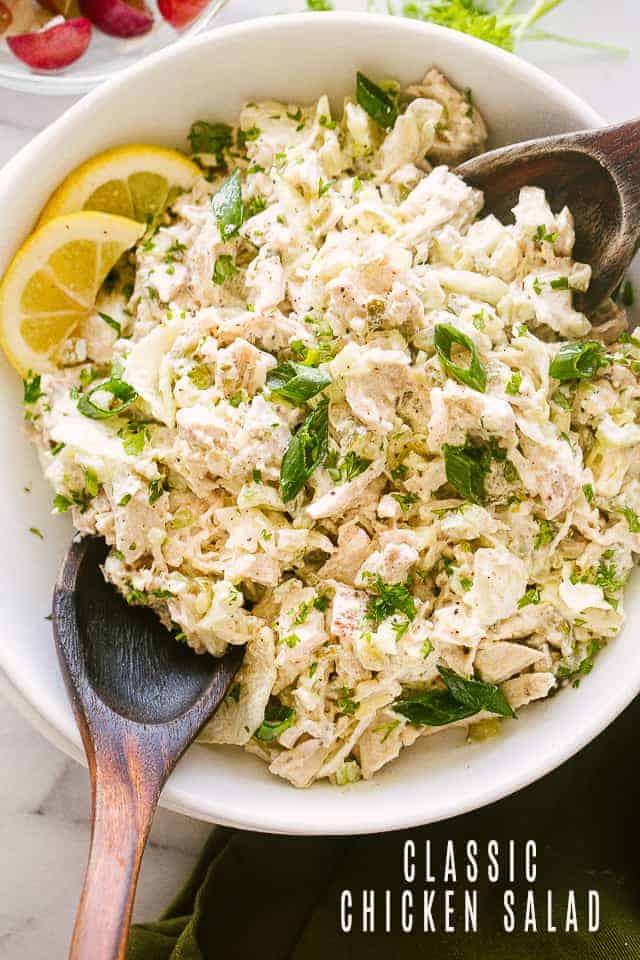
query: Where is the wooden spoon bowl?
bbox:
[457,117,640,313]
[53,535,242,960]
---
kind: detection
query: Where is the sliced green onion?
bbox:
[434,323,487,392]
[77,378,137,420]
[549,341,607,381]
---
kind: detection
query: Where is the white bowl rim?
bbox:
[2,11,626,837]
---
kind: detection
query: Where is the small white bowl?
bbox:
[1,12,636,836]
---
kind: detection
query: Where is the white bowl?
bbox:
[1,12,637,837]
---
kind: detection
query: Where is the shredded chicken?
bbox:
[26,67,639,788]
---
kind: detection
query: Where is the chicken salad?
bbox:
[23,68,640,788]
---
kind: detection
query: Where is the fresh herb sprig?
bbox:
[394,664,515,726]
[279,399,329,502]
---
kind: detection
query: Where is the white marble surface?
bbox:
[0,2,639,957]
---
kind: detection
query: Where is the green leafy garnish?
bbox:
[254,701,296,742]
[118,421,149,456]
[534,518,556,549]
[318,178,336,197]
[244,195,267,220]
[434,323,487,392]
[621,506,640,533]
[549,341,607,381]
[306,0,333,8]
[267,361,331,405]
[557,638,602,685]
[395,665,515,726]
[188,121,233,166]
[99,312,121,338]
[534,224,558,244]
[517,587,541,609]
[401,0,626,55]
[77,378,137,420]
[505,371,522,396]
[356,71,398,130]
[442,441,491,504]
[550,276,570,290]
[365,574,416,624]
[149,476,167,505]
[52,469,99,515]
[23,371,43,405]
[392,491,420,512]
[594,559,622,600]
[338,452,371,482]
[212,255,238,285]
[279,398,329,502]
[582,483,594,504]
[212,169,243,241]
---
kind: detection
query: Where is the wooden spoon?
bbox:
[457,117,640,314]
[52,535,243,960]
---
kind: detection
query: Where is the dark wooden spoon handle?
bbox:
[70,756,160,960]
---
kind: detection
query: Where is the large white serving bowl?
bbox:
[0,11,636,837]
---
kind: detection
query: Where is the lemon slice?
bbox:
[38,144,200,225]
[0,211,144,374]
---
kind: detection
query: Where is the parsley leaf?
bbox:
[188,120,233,166]
[394,665,515,726]
[267,361,331,405]
[118,421,149,456]
[23,371,43,405]
[365,574,416,624]
[621,506,640,533]
[442,441,491,504]
[212,254,238,285]
[279,398,329,502]
[212,169,243,241]
[356,71,398,129]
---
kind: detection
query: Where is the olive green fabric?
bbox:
[128,696,640,960]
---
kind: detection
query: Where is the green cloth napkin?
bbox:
[128,696,640,960]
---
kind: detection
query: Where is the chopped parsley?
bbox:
[23,371,43,405]
[621,506,640,533]
[365,574,416,624]
[392,491,420,512]
[534,519,556,549]
[534,224,558,244]
[505,371,522,396]
[212,254,238,285]
[148,476,167,505]
[188,120,233,166]
[517,587,541,609]
[118,421,149,456]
